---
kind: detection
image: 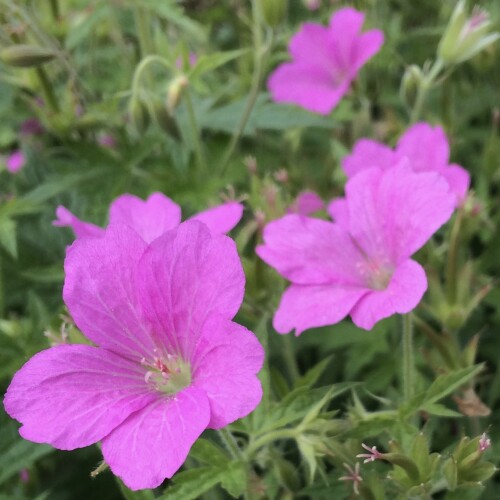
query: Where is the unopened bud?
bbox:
[167,75,189,113]
[438,1,500,65]
[258,0,288,28]
[128,97,150,134]
[400,65,424,109]
[1,44,55,67]
[151,98,179,138]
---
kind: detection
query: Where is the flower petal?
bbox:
[3,344,155,450]
[189,201,243,234]
[289,22,332,68]
[63,224,156,359]
[102,386,210,490]
[191,314,264,428]
[257,214,365,286]
[109,193,181,243]
[137,220,244,354]
[350,259,427,330]
[342,139,396,177]
[396,122,449,172]
[53,206,104,239]
[288,191,325,215]
[441,163,471,203]
[353,30,384,71]
[273,284,368,335]
[345,163,455,262]
[267,62,350,115]
[327,198,349,227]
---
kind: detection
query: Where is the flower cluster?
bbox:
[258,127,459,334]
[4,217,264,490]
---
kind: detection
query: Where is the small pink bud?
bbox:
[6,150,25,174]
[479,432,491,452]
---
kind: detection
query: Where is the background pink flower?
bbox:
[257,163,455,333]
[4,221,264,490]
[6,150,25,174]
[342,122,470,204]
[267,7,384,114]
[53,192,243,243]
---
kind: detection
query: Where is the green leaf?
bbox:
[0,216,17,258]
[219,461,247,498]
[420,403,462,417]
[294,355,333,390]
[189,438,229,466]
[189,49,249,80]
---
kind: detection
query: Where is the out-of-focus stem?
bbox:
[402,313,414,403]
[35,66,59,112]
[446,207,464,305]
[49,0,59,20]
[134,6,154,58]
[410,59,443,123]
[184,88,207,172]
[246,428,298,458]
[282,333,300,382]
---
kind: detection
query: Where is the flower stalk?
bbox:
[402,313,414,403]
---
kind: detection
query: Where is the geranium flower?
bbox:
[257,162,455,333]
[288,191,325,216]
[5,150,25,174]
[342,122,470,204]
[3,221,264,490]
[53,192,243,243]
[267,7,383,115]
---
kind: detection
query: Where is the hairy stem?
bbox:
[402,313,414,403]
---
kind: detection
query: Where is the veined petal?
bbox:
[273,284,368,335]
[350,259,427,330]
[102,386,210,490]
[191,314,264,428]
[3,345,155,450]
[53,206,104,239]
[257,214,365,286]
[63,224,156,359]
[189,201,244,234]
[137,221,245,354]
[109,193,181,243]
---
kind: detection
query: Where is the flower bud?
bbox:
[0,45,55,67]
[400,65,423,109]
[438,1,500,65]
[258,0,288,28]
[151,98,180,138]
[167,75,189,114]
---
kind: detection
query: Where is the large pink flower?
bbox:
[267,7,384,115]
[53,192,243,243]
[257,163,455,333]
[4,221,264,490]
[342,122,470,204]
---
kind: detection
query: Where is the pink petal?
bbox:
[350,259,427,330]
[191,314,264,428]
[136,221,245,354]
[6,150,25,173]
[289,23,333,68]
[189,201,244,234]
[257,214,365,286]
[273,284,368,335]
[353,30,385,72]
[288,191,325,215]
[102,386,210,490]
[441,163,471,203]
[345,163,455,262]
[3,345,155,450]
[327,198,349,227]
[53,206,104,239]
[396,123,450,173]
[109,193,181,243]
[267,62,350,115]
[63,224,156,359]
[342,139,396,177]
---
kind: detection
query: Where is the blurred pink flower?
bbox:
[257,162,455,333]
[175,52,198,70]
[342,122,470,205]
[288,191,325,215]
[97,133,117,149]
[4,221,264,490]
[6,150,25,174]
[267,7,383,114]
[20,118,44,136]
[304,0,321,10]
[54,192,244,243]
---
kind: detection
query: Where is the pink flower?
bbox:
[479,432,491,452]
[6,150,25,174]
[267,8,383,115]
[356,443,383,463]
[257,162,455,333]
[288,191,325,216]
[304,0,321,11]
[53,192,244,243]
[339,462,363,495]
[342,122,470,205]
[3,221,264,490]
[20,118,44,136]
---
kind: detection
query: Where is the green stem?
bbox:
[133,6,154,58]
[184,87,207,172]
[219,0,270,174]
[446,207,464,305]
[402,313,414,403]
[0,252,4,318]
[217,427,244,460]
[131,54,172,94]
[282,333,300,383]
[409,59,443,123]
[49,0,59,20]
[35,66,59,112]
[246,429,298,458]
